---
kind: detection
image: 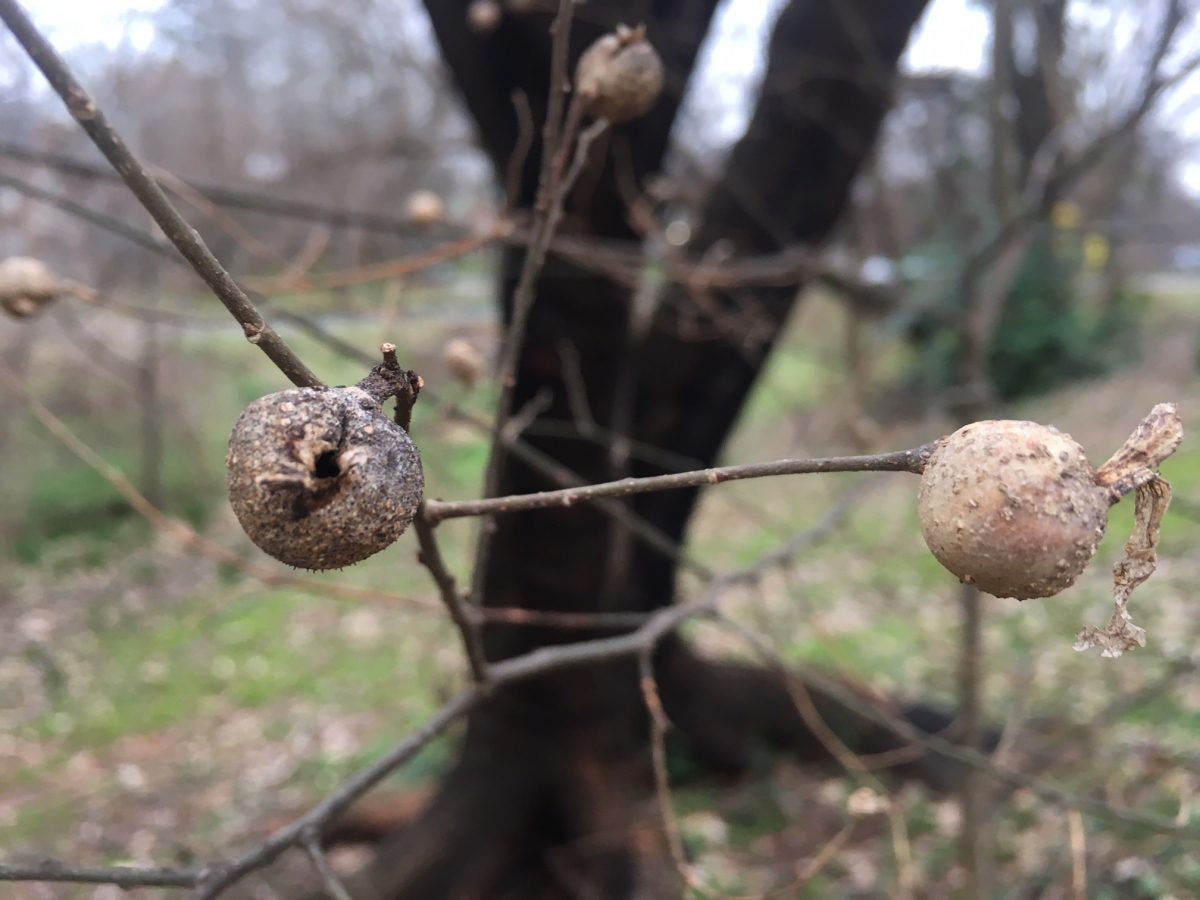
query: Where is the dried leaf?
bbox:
[1095,403,1183,500]
[1074,478,1171,657]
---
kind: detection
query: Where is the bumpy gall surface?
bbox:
[226,386,423,570]
[918,419,1110,599]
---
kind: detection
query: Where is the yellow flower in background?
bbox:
[1083,233,1110,271]
[1052,201,1082,231]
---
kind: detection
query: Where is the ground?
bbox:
[2,278,1199,898]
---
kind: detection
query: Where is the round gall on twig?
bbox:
[405,190,446,227]
[918,419,1109,600]
[467,0,502,33]
[575,24,664,124]
[0,256,64,319]
[226,349,424,570]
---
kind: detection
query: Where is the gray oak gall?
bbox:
[226,352,424,570]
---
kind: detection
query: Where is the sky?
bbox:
[7,0,1199,193]
[21,0,993,65]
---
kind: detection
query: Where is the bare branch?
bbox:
[506,89,536,209]
[414,509,490,683]
[469,0,590,600]
[188,600,719,898]
[757,638,1200,838]
[0,138,452,238]
[1068,808,1087,900]
[0,0,322,388]
[189,689,482,900]
[243,228,502,295]
[425,444,936,523]
[479,607,653,629]
[301,830,356,900]
[638,650,702,896]
[0,861,204,890]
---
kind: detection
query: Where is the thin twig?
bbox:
[536,0,576,218]
[0,0,322,388]
[0,137,818,292]
[468,0,580,601]
[506,89,535,209]
[956,582,989,899]
[150,163,279,263]
[0,138,454,238]
[188,601,717,898]
[414,508,490,682]
[0,861,204,890]
[480,607,652,630]
[426,444,935,523]
[189,690,482,900]
[0,168,172,257]
[541,110,608,246]
[638,649,702,896]
[301,829,356,900]
[243,228,501,295]
[780,660,1200,839]
[1068,808,1087,900]
[489,0,578,423]
[794,824,855,887]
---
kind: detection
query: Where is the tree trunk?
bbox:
[342,3,949,896]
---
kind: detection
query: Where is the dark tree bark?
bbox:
[339,3,958,897]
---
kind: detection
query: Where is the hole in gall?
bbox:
[313,450,341,479]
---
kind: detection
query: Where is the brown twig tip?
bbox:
[910,439,942,474]
[615,22,648,46]
[355,358,423,431]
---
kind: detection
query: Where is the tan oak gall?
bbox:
[443,337,484,388]
[226,348,424,570]
[575,24,664,124]
[918,420,1110,600]
[0,256,63,319]
[405,190,446,227]
[466,0,502,33]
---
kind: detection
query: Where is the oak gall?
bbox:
[0,256,62,319]
[467,0,502,33]
[405,190,446,227]
[575,24,664,124]
[226,384,423,570]
[918,420,1109,599]
[443,337,484,388]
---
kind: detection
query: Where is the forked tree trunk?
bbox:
[341,3,944,896]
